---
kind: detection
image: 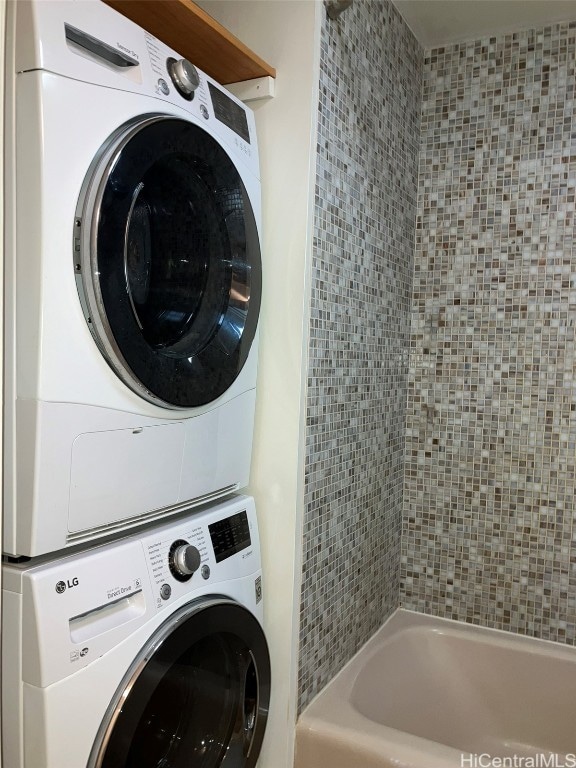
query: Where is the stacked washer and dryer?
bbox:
[2,2,270,767]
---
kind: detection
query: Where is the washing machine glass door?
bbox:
[75,115,261,409]
[90,598,270,768]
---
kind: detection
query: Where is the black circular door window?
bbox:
[90,600,271,768]
[75,115,261,409]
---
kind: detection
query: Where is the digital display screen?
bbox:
[209,510,251,563]
[208,83,251,144]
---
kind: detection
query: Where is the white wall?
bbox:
[197,2,321,766]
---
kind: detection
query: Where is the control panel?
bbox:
[16,0,258,174]
[145,522,208,608]
[141,499,257,611]
[142,31,254,155]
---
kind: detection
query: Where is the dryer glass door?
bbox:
[76,116,261,409]
[90,599,270,768]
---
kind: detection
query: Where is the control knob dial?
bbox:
[167,57,200,99]
[168,539,201,582]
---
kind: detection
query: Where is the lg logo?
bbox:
[55,577,79,594]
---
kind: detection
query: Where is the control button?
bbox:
[167,57,200,100]
[201,564,211,580]
[168,539,201,582]
[157,78,170,95]
[160,583,172,601]
[200,104,209,119]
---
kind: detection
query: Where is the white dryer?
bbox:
[3,495,271,768]
[4,0,262,557]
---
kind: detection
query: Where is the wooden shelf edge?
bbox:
[104,0,276,85]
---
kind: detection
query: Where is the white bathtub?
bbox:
[295,609,576,768]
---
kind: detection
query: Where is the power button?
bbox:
[160,583,172,601]
[157,78,170,95]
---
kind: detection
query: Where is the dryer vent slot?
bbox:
[64,24,139,69]
[69,589,145,644]
[66,484,239,546]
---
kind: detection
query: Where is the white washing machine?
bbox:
[3,495,271,768]
[4,0,263,557]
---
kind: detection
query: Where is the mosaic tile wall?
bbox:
[298,1,422,710]
[401,23,576,643]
